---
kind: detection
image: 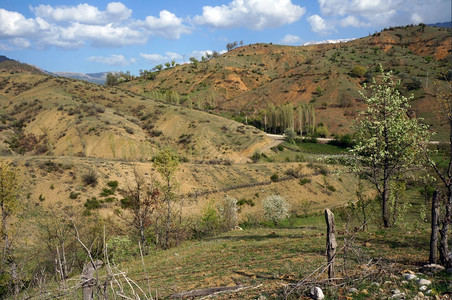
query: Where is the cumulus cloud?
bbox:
[280,34,301,45]
[194,0,306,30]
[307,15,331,34]
[0,2,191,50]
[134,10,191,39]
[87,54,133,66]
[140,52,183,63]
[316,0,451,28]
[340,16,369,27]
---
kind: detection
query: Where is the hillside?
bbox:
[0,55,45,75]
[0,71,270,163]
[120,24,451,140]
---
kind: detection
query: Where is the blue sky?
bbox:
[1,0,450,74]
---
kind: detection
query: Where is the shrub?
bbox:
[69,191,80,199]
[299,178,311,185]
[82,171,98,187]
[270,173,279,182]
[217,196,238,230]
[84,197,100,210]
[350,65,367,77]
[262,195,290,226]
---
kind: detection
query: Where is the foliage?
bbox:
[217,196,238,230]
[351,68,431,227]
[270,173,279,182]
[262,195,290,225]
[350,65,367,77]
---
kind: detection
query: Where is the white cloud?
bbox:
[135,10,191,39]
[0,9,38,38]
[317,0,451,28]
[87,54,133,66]
[194,0,306,30]
[340,16,369,27]
[280,34,301,45]
[307,15,331,34]
[140,52,183,63]
[0,3,191,50]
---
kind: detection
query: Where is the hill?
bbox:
[0,55,45,75]
[119,24,451,140]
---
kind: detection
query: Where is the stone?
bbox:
[420,264,445,274]
[402,273,418,280]
[348,287,358,294]
[310,287,324,300]
[419,285,428,291]
[384,281,393,285]
[392,289,401,294]
[371,282,380,287]
[391,292,406,299]
[361,289,368,295]
[417,279,431,286]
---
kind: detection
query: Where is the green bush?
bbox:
[82,171,98,187]
[69,191,80,199]
[350,65,367,77]
[84,197,101,210]
[270,173,279,182]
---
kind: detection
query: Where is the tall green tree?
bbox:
[351,70,430,228]
[154,148,179,249]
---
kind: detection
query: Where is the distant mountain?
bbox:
[302,38,355,46]
[0,55,45,74]
[428,21,452,28]
[52,71,118,85]
[0,55,12,63]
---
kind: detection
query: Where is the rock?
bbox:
[402,273,418,280]
[401,281,409,285]
[257,296,267,300]
[417,279,431,286]
[361,289,368,295]
[419,285,428,291]
[392,289,401,294]
[421,264,445,274]
[391,292,406,299]
[371,282,380,287]
[384,281,393,285]
[310,287,324,300]
[390,274,400,280]
[348,287,358,293]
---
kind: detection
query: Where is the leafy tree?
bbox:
[351,69,430,228]
[154,64,163,72]
[154,148,179,249]
[105,72,118,86]
[164,62,171,69]
[189,57,199,69]
[262,195,290,226]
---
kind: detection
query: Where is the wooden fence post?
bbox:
[81,260,103,300]
[325,209,337,280]
[429,190,440,264]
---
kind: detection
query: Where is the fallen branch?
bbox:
[170,285,244,299]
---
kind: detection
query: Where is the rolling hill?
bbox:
[119,24,451,140]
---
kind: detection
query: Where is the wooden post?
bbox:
[429,190,440,263]
[325,209,337,280]
[81,260,103,300]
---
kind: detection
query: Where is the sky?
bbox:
[0,0,450,74]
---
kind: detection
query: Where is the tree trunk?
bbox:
[382,175,390,228]
[429,190,440,264]
[324,209,337,280]
[439,185,452,268]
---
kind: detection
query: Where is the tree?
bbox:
[154,148,179,249]
[350,65,367,78]
[351,69,430,228]
[105,72,118,86]
[189,57,199,69]
[262,195,290,226]
[0,162,20,296]
[425,79,452,267]
[119,169,160,254]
